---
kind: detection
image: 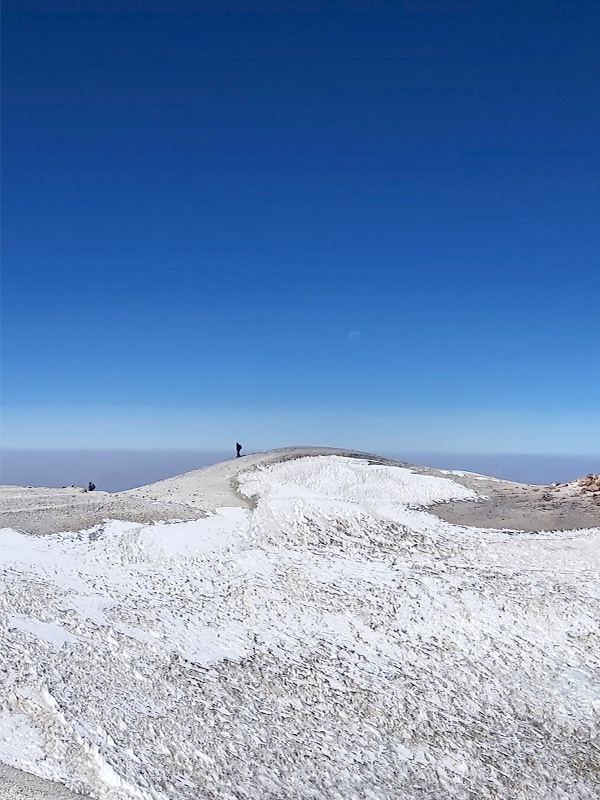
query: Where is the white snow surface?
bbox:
[1,455,599,799]
[439,469,506,482]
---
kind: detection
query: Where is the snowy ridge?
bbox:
[1,455,599,799]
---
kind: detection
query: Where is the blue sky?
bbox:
[3,0,599,453]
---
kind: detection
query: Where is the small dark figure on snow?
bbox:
[88,482,96,492]
[235,443,242,458]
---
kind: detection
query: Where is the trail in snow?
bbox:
[1,456,599,799]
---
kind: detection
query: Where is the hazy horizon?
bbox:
[2,448,599,492]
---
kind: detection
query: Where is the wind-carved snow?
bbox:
[1,456,599,799]
[7,614,83,649]
[440,469,506,482]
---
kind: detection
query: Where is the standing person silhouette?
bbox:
[235,443,242,458]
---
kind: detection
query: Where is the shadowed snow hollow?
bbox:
[1,455,599,799]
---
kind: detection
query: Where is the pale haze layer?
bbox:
[2,449,600,492]
[3,404,600,489]
[4,406,600,454]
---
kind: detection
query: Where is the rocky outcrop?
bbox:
[577,473,600,493]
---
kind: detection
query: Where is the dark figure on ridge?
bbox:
[88,482,96,492]
[235,443,242,458]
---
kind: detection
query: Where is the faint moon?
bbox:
[348,331,361,340]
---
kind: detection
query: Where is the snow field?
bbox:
[0,456,599,799]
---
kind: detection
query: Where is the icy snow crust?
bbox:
[1,456,600,799]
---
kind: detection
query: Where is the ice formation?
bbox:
[1,456,599,799]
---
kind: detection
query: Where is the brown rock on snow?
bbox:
[577,474,600,493]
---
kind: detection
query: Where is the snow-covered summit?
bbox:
[1,451,599,799]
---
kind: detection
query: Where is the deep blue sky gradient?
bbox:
[3,0,599,451]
